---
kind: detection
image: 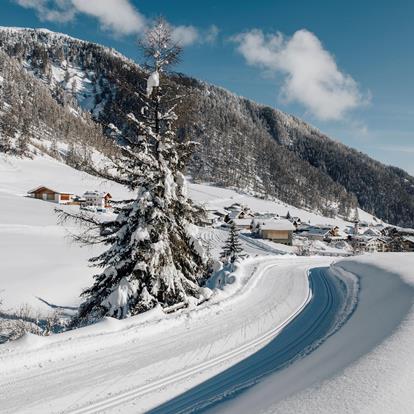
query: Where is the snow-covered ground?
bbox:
[0,255,333,413]
[1,153,413,414]
[0,153,357,314]
[0,155,130,314]
[212,254,414,414]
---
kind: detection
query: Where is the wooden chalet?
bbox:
[28,186,74,204]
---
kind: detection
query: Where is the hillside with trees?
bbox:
[1,27,414,226]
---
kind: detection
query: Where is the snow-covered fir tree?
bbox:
[221,221,243,264]
[60,19,208,323]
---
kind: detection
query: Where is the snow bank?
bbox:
[0,256,330,414]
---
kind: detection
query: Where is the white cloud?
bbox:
[71,0,146,35]
[15,0,75,23]
[205,24,219,44]
[171,25,199,46]
[172,24,221,46]
[14,0,216,45]
[232,29,368,121]
[15,0,145,34]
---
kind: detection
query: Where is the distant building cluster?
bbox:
[26,187,414,254]
[347,220,414,253]
[203,202,296,246]
[202,202,414,254]
[27,186,112,212]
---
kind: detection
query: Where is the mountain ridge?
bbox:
[1,27,414,227]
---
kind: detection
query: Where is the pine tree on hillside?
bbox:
[221,221,243,264]
[59,18,208,323]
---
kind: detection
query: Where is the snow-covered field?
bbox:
[0,153,358,314]
[1,154,413,414]
[0,155,129,314]
[0,256,333,413]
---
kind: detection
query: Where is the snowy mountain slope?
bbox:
[0,47,112,166]
[2,27,414,226]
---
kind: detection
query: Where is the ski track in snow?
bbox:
[148,266,355,414]
[0,257,332,414]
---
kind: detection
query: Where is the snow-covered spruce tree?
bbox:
[60,19,208,323]
[221,221,243,264]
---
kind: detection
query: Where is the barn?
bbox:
[28,186,74,204]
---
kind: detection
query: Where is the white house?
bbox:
[82,191,112,209]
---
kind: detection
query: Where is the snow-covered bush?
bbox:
[0,299,66,344]
[206,260,237,290]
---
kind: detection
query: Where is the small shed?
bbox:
[28,186,74,204]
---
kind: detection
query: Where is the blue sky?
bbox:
[2,0,414,174]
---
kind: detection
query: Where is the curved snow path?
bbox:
[0,257,330,414]
[148,267,353,413]
[195,259,414,414]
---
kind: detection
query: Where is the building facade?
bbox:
[28,186,74,204]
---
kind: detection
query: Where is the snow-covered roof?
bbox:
[28,186,73,195]
[226,203,243,211]
[228,210,242,219]
[403,236,414,244]
[232,218,252,226]
[363,228,381,236]
[257,219,295,231]
[377,236,391,243]
[205,206,227,214]
[83,190,111,198]
[298,227,330,236]
[206,212,218,220]
[328,235,348,241]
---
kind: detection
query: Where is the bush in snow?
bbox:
[0,299,66,343]
[58,19,208,325]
